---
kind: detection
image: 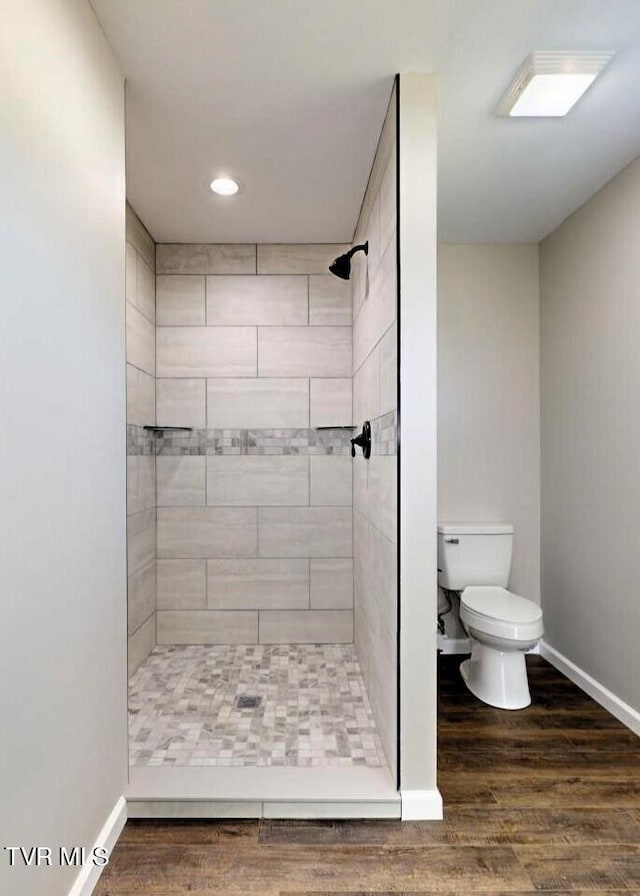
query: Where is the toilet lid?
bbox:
[461,586,542,624]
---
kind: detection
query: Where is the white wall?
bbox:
[540,154,640,713]
[0,2,127,893]
[398,74,440,818]
[438,245,540,603]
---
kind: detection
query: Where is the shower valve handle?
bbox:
[350,421,372,459]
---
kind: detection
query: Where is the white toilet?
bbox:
[437,523,543,710]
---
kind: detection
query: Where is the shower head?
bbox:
[329,241,368,280]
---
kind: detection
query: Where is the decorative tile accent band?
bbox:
[127,416,397,456]
[371,410,397,456]
[127,424,155,456]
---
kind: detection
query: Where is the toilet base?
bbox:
[460,640,531,710]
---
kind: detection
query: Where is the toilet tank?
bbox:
[437,523,514,591]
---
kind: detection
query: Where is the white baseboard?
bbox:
[68,795,127,896]
[540,640,640,737]
[400,789,443,820]
[437,634,471,655]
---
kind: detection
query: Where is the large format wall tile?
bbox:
[257,244,349,275]
[258,327,351,377]
[353,238,396,374]
[127,455,156,516]
[156,456,206,506]
[156,378,206,428]
[136,257,156,323]
[156,244,256,275]
[310,559,353,610]
[310,456,352,506]
[128,560,156,634]
[207,559,309,610]
[206,275,307,325]
[126,302,155,375]
[129,614,156,676]
[126,203,155,270]
[258,507,352,558]
[157,327,257,377]
[207,377,308,428]
[157,507,257,558]
[157,559,206,610]
[309,378,352,427]
[206,456,308,506]
[156,275,205,326]
[259,610,353,643]
[157,610,258,644]
[379,322,397,416]
[309,275,351,325]
[127,509,155,576]
[127,364,155,426]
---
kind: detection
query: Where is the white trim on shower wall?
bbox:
[67,796,127,896]
[400,788,443,820]
[540,640,640,737]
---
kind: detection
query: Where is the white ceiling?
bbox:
[91,0,640,244]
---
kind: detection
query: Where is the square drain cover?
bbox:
[235,695,262,710]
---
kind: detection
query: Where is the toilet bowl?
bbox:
[437,523,544,710]
[459,585,543,709]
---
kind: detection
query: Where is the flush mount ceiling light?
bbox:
[210,176,240,196]
[496,51,614,117]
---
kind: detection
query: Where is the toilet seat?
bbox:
[461,585,543,642]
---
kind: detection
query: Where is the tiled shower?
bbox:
[125,86,398,774]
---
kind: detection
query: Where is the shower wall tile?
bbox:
[353,347,380,422]
[156,456,206,506]
[157,507,257,559]
[353,238,396,374]
[136,257,156,323]
[127,509,156,577]
[127,455,156,516]
[126,203,155,270]
[207,559,309,610]
[126,205,157,671]
[126,242,137,305]
[157,326,257,377]
[128,613,156,676]
[128,560,156,634]
[310,456,352,506]
[379,147,397,257]
[309,378,352,427]
[310,559,353,610]
[206,275,308,325]
[127,364,156,426]
[156,378,206,428]
[157,559,207,610]
[126,302,156,375]
[379,322,397,416]
[157,610,258,645]
[153,241,354,646]
[156,243,256,275]
[258,507,352,558]
[352,85,397,771]
[207,378,308,429]
[257,244,349,275]
[206,455,308,506]
[309,275,351,325]
[156,275,206,326]
[258,326,351,377]
[259,610,353,644]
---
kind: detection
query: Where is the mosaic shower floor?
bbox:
[129,644,387,768]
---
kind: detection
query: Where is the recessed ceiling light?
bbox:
[210,176,240,196]
[496,51,614,117]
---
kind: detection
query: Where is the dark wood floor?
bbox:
[96,655,640,894]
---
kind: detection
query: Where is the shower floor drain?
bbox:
[235,695,262,710]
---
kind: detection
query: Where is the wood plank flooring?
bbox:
[96,655,640,894]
